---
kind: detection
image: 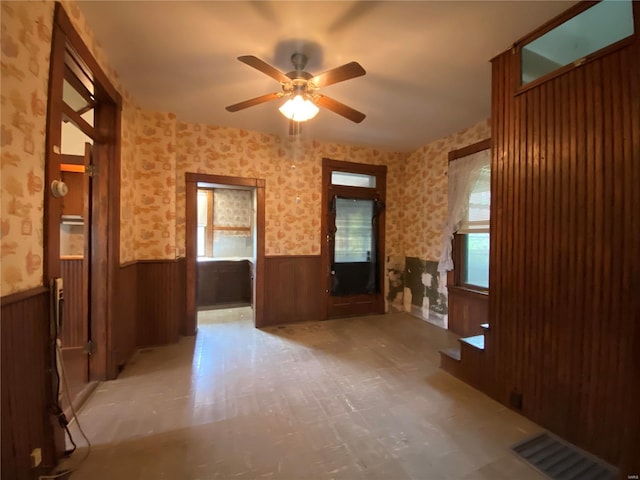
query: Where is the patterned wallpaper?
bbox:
[403,119,491,261]
[1,1,52,295]
[119,98,139,263]
[174,123,407,257]
[133,110,177,259]
[213,189,252,228]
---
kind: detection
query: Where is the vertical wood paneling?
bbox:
[447,288,488,337]
[59,259,84,347]
[176,258,187,336]
[491,29,640,475]
[1,288,56,479]
[136,260,182,346]
[196,260,251,307]
[263,256,322,326]
[622,32,640,471]
[113,263,138,372]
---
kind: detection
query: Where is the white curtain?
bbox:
[437,149,491,273]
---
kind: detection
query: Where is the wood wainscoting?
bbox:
[263,256,323,326]
[197,260,251,308]
[490,10,640,475]
[447,287,488,338]
[1,287,57,480]
[113,262,138,374]
[1,258,187,478]
[136,259,186,347]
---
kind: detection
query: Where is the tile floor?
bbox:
[63,308,545,479]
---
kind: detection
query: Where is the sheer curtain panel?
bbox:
[437,149,491,273]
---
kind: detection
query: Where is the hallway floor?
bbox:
[65,308,544,479]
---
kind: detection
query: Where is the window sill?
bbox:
[447,285,489,297]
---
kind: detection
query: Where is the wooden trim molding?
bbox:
[448,138,492,162]
[53,3,122,104]
[511,1,638,95]
[0,286,49,307]
[213,226,251,232]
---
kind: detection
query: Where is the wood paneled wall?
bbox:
[447,287,488,337]
[1,288,56,480]
[263,256,323,326]
[197,260,251,307]
[113,262,138,373]
[2,258,187,478]
[136,259,185,346]
[176,258,187,336]
[59,259,84,348]
[490,25,640,474]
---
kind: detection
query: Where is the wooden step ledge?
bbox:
[439,347,461,361]
[460,334,485,350]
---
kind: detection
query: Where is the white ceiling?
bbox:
[78,1,575,152]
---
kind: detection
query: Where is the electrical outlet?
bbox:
[30,447,42,468]
[510,391,523,410]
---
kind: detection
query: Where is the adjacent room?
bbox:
[1,1,638,479]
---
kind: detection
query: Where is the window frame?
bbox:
[513,0,638,95]
[447,139,491,295]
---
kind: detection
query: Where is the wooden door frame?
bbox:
[320,158,387,319]
[185,173,265,332]
[45,2,122,385]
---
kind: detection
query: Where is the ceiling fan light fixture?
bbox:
[279,95,319,122]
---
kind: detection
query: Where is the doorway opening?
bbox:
[44,3,122,457]
[195,186,255,327]
[46,7,121,387]
[185,173,265,333]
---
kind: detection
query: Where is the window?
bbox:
[197,190,212,257]
[334,198,374,263]
[457,163,490,289]
[461,233,490,289]
[520,0,635,85]
[438,140,491,292]
[196,188,254,258]
[331,171,376,188]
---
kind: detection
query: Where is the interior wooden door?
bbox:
[58,143,92,406]
[321,159,387,319]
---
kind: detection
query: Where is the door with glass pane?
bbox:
[56,44,98,406]
[322,159,386,318]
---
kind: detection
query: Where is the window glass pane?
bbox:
[197,191,208,226]
[466,165,491,232]
[334,198,373,263]
[521,0,634,85]
[331,171,376,188]
[60,119,93,155]
[196,226,205,257]
[63,79,92,114]
[464,233,489,288]
[212,230,253,258]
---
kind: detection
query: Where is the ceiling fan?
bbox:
[226,53,366,132]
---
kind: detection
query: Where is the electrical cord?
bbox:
[39,340,92,479]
